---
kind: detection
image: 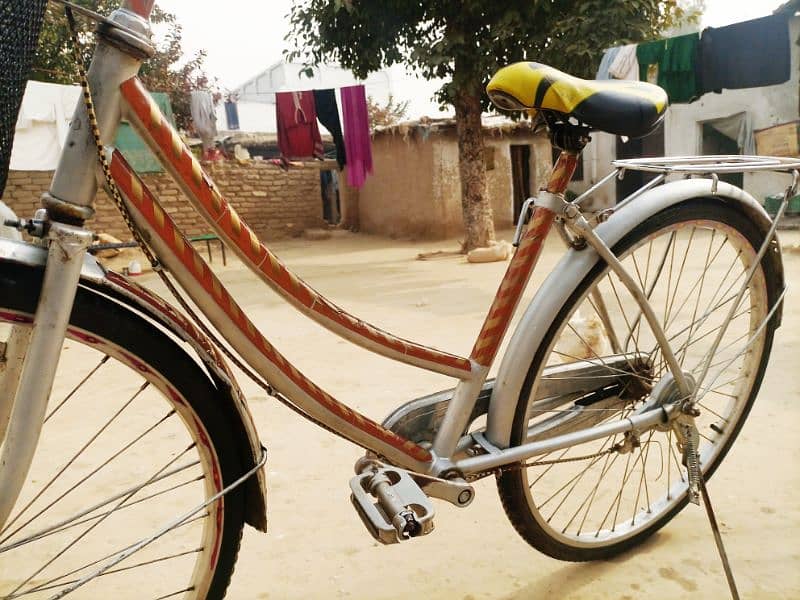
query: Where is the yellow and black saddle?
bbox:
[487,62,667,138]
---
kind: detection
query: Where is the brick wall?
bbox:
[2,161,324,241]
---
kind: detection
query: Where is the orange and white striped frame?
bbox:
[116,77,577,466]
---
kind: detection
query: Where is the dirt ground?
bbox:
[122,227,793,600]
[36,227,800,598]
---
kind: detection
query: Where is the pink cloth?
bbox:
[340,85,372,188]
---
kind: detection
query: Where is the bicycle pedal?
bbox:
[349,466,435,544]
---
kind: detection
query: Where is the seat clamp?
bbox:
[513,192,572,247]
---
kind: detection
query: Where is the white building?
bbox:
[575,15,799,210]
[218,62,449,133]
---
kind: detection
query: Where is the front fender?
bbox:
[0,238,268,532]
[486,178,784,448]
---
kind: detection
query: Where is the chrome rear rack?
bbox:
[612,155,800,175]
[569,155,800,210]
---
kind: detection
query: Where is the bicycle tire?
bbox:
[496,198,781,561]
[0,262,246,599]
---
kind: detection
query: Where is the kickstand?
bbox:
[699,475,740,600]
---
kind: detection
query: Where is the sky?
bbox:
[155,0,791,111]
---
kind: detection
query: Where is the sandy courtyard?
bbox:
[6,227,800,599]
[173,228,799,600]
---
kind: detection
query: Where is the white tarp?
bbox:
[10,80,82,171]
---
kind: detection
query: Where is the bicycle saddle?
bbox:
[487,62,667,138]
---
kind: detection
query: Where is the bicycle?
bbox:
[0,1,797,598]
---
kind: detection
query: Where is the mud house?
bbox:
[349,116,555,240]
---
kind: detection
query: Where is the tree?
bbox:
[367,95,410,129]
[289,0,691,250]
[32,1,211,130]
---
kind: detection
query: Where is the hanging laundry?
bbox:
[190,90,217,153]
[275,90,325,160]
[10,80,81,171]
[595,47,621,80]
[659,33,700,104]
[224,101,240,130]
[608,44,639,80]
[636,39,664,85]
[340,85,373,189]
[697,14,791,94]
[313,89,347,168]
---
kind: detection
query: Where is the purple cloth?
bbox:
[340,85,372,188]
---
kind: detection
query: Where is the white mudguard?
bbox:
[486,178,781,448]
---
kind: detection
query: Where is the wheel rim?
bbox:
[519,219,769,549]
[0,314,224,599]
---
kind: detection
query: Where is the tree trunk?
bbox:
[453,88,496,251]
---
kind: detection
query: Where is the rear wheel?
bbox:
[0,263,246,598]
[497,198,781,561]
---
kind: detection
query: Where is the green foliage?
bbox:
[32,1,212,130]
[287,0,690,110]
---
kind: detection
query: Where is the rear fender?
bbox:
[486,178,785,448]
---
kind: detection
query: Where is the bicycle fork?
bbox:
[0,219,93,530]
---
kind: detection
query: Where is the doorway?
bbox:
[320,170,340,225]
[702,124,744,189]
[616,121,665,201]
[511,144,531,223]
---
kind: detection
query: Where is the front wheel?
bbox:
[0,263,246,598]
[497,198,781,561]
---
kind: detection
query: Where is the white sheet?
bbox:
[10,81,82,171]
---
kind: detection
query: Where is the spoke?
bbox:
[610,453,632,532]
[536,440,617,511]
[679,230,716,367]
[11,516,207,598]
[666,230,727,335]
[545,435,618,523]
[0,467,202,553]
[154,588,196,600]
[668,305,750,360]
[664,226,696,327]
[550,349,653,387]
[529,449,571,489]
[7,412,181,596]
[1,382,151,541]
[594,442,658,536]
[44,356,110,423]
[666,429,673,499]
[696,402,728,423]
[569,439,624,535]
[606,274,642,357]
[631,432,655,525]
[623,233,674,352]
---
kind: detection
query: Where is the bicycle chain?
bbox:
[466,445,620,482]
[63,7,375,455]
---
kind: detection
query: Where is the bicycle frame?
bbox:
[6,0,774,496]
[110,76,574,472]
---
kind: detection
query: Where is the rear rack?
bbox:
[570,155,800,211]
[612,155,800,175]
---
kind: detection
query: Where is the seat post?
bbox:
[546,123,590,195]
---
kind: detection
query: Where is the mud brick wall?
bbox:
[2,161,324,241]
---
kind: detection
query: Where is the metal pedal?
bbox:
[350,465,435,544]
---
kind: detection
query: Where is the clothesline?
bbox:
[273,85,373,188]
[596,13,792,105]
